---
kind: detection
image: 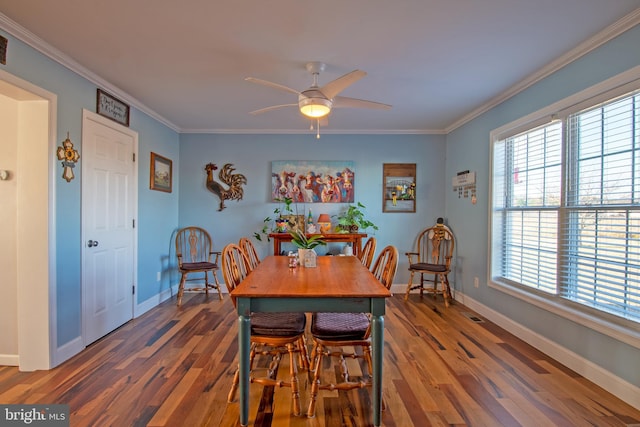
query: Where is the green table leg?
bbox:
[371,314,384,426]
[238,311,250,426]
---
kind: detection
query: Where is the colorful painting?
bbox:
[272,161,355,203]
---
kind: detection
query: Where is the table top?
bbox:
[231,255,392,299]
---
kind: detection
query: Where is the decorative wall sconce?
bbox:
[56,133,80,182]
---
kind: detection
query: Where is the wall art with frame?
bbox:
[150,152,172,193]
[383,163,416,212]
[271,160,355,203]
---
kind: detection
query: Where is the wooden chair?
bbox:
[404,222,455,306]
[221,243,310,416]
[306,245,398,418]
[238,236,260,271]
[174,226,222,306]
[357,236,377,268]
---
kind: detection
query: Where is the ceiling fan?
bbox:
[245,62,391,120]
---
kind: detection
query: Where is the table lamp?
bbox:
[317,213,331,233]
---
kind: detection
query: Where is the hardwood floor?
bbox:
[1,293,639,426]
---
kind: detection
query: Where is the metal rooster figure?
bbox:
[205,163,247,211]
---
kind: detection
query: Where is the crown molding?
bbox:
[2,8,638,136]
[179,127,445,135]
[445,8,640,133]
[0,13,180,132]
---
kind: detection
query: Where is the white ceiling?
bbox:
[1,1,639,134]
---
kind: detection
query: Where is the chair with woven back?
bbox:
[238,236,261,271]
[174,226,223,306]
[404,218,455,306]
[221,243,310,416]
[357,236,377,268]
[306,245,398,418]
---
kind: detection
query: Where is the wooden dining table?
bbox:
[230,255,392,426]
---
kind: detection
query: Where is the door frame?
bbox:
[0,69,57,370]
[81,109,138,345]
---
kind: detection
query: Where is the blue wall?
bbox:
[444,25,640,388]
[0,30,180,345]
[177,133,445,281]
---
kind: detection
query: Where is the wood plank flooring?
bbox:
[1,293,639,426]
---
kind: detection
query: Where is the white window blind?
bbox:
[560,92,640,321]
[492,89,640,323]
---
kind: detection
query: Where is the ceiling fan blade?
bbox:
[319,70,367,99]
[245,77,301,96]
[333,96,392,110]
[249,103,298,115]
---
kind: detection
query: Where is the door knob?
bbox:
[88,240,99,247]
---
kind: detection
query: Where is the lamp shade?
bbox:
[317,213,331,233]
[317,214,331,223]
[299,91,332,118]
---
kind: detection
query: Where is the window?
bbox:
[491,86,640,326]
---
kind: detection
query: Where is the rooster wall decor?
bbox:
[205,163,247,211]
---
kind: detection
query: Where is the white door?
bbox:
[82,110,137,345]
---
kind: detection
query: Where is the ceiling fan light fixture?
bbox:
[299,97,332,118]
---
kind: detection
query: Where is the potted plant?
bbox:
[254,197,300,242]
[334,202,379,233]
[289,229,326,250]
[289,229,326,267]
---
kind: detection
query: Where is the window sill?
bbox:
[488,279,640,350]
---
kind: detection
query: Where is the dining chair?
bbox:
[404,221,455,306]
[357,236,377,268]
[306,245,398,418]
[238,236,261,271]
[221,243,310,416]
[174,226,223,306]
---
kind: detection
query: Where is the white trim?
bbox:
[0,69,58,370]
[53,337,84,367]
[488,280,640,349]
[454,291,640,410]
[446,9,640,133]
[178,128,445,135]
[134,282,231,317]
[2,10,639,135]
[0,354,19,366]
[81,109,138,349]
[135,288,174,318]
[490,65,640,140]
[487,65,640,351]
[0,13,179,133]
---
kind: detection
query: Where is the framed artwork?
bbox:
[96,88,130,127]
[150,152,172,192]
[383,163,416,212]
[271,160,355,203]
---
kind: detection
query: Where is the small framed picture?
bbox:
[96,88,130,127]
[383,163,416,212]
[150,152,172,193]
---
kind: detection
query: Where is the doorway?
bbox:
[0,70,56,371]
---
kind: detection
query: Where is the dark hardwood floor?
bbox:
[1,293,639,426]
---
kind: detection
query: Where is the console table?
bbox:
[268,232,368,256]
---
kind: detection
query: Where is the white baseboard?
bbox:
[0,354,19,366]
[135,287,175,318]
[53,336,84,368]
[134,282,230,318]
[453,290,640,410]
